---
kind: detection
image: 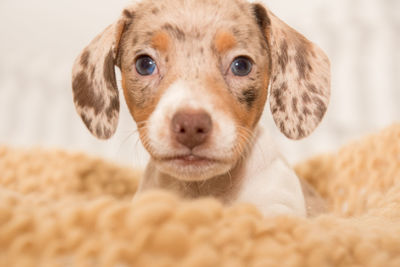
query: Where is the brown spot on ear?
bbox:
[162,23,185,41]
[103,128,111,138]
[292,97,298,113]
[214,31,236,54]
[123,9,134,19]
[151,8,159,14]
[103,50,118,92]
[313,97,327,121]
[272,82,288,113]
[252,3,271,30]
[295,43,313,80]
[297,125,305,138]
[96,125,103,137]
[302,92,311,104]
[279,121,286,133]
[80,50,90,68]
[90,65,96,78]
[307,83,319,94]
[278,40,289,73]
[151,31,170,53]
[72,71,104,115]
[81,113,92,129]
[273,91,284,113]
[106,95,120,120]
[303,107,311,116]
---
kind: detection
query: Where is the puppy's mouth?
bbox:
[158,154,221,166]
[153,152,233,181]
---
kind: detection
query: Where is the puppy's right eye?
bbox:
[135,55,157,76]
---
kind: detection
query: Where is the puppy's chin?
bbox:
[154,158,234,182]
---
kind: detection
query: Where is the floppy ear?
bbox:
[253,4,331,140]
[71,10,133,139]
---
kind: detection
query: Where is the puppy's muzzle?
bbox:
[171,109,212,150]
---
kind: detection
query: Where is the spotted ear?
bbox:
[253,4,331,140]
[71,10,133,139]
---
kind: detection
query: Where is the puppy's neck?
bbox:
[138,126,282,203]
[142,160,245,203]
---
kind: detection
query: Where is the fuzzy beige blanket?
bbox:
[1,124,400,267]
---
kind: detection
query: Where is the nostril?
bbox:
[196,127,205,134]
[179,127,186,134]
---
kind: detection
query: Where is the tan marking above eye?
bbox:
[151,31,170,53]
[214,31,237,54]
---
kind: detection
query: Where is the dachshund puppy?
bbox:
[72,0,330,216]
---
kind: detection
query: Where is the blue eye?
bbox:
[230,57,253,76]
[135,55,157,76]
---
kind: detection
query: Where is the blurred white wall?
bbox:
[0,0,399,167]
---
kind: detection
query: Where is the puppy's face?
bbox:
[72,0,331,181]
[119,0,270,180]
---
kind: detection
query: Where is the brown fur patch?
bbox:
[103,50,118,92]
[80,113,92,130]
[214,31,237,54]
[307,83,319,94]
[273,82,287,112]
[292,97,298,113]
[162,23,185,41]
[80,50,90,68]
[252,3,270,30]
[123,9,134,19]
[297,125,305,138]
[239,88,257,109]
[277,40,289,73]
[151,8,159,15]
[313,97,327,121]
[72,72,104,115]
[106,95,120,121]
[303,107,311,116]
[151,31,170,53]
[302,92,311,104]
[295,43,313,80]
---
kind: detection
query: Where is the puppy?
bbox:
[72,0,330,217]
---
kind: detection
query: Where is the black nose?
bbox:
[171,110,212,149]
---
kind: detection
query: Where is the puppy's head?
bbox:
[72,0,330,181]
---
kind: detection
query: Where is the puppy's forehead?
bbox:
[130,0,258,45]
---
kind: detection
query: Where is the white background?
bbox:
[0,0,399,167]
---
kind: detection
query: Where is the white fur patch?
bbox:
[148,79,237,160]
[235,127,306,217]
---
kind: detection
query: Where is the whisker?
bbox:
[227,169,233,188]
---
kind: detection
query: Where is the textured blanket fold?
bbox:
[1,124,399,267]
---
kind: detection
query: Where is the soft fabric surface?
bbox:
[1,124,399,267]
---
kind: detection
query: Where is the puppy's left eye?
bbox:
[230,57,253,76]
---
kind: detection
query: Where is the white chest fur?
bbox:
[235,127,306,216]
